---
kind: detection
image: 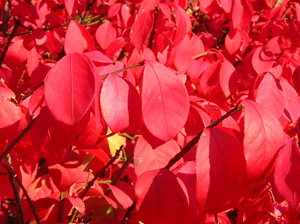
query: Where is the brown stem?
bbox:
[104,151,134,196]
[164,103,244,169]
[0,116,37,163]
[147,6,159,49]
[101,61,145,79]
[0,18,20,67]
[2,164,24,224]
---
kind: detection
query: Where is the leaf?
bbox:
[68,196,85,214]
[255,73,285,118]
[133,137,182,177]
[135,168,188,224]
[95,22,117,50]
[48,151,83,192]
[280,78,300,123]
[243,100,285,182]
[100,74,141,133]
[196,128,246,213]
[44,52,96,125]
[225,28,242,55]
[220,0,232,13]
[273,138,300,210]
[252,46,274,75]
[141,60,189,143]
[109,182,135,209]
[0,96,21,140]
[64,20,86,54]
[219,59,238,97]
[292,65,300,96]
[130,10,154,53]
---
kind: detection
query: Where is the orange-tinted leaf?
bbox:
[44,52,96,125]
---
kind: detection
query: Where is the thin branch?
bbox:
[69,146,124,222]
[0,18,20,67]
[2,164,24,224]
[14,173,39,222]
[104,151,134,196]
[101,61,145,79]
[147,6,159,49]
[164,103,244,169]
[0,116,37,163]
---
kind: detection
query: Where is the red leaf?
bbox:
[133,137,182,177]
[280,78,300,123]
[67,196,85,214]
[292,65,300,96]
[219,59,238,97]
[64,0,77,16]
[130,10,154,53]
[196,128,246,213]
[141,60,189,143]
[274,138,300,210]
[252,46,274,75]
[135,168,188,224]
[44,52,96,125]
[255,73,285,118]
[243,100,285,182]
[109,182,135,209]
[225,28,242,55]
[220,0,232,13]
[0,97,21,140]
[100,74,141,133]
[95,22,117,50]
[48,151,83,192]
[65,20,86,54]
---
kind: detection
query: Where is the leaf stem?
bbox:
[0,116,37,163]
[0,18,20,67]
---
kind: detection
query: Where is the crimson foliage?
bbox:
[0,0,300,223]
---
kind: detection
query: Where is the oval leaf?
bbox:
[44,52,96,125]
[196,128,245,213]
[141,60,189,143]
[135,168,187,224]
[100,74,141,133]
[243,100,285,182]
[130,10,154,53]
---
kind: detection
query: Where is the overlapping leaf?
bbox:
[135,168,188,224]
[100,74,141,133]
